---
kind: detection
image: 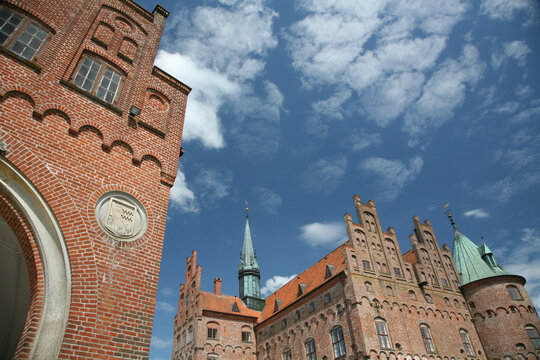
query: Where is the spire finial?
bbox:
[245,200,249,218]
[443,202,456,230]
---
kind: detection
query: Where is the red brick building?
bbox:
[0,0,189,358]
[175,196,540,360]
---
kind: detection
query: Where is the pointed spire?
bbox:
[446,204,509,287]
[239,216,259,269]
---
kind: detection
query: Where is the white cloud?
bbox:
[160,287,174,296]
[299,221,348,247]
[156,301,176,314]
[480,0,538,23]
[195,168,233,202]
[252,187,282,215]
[522,228,540,245]
[477,172,540,202]
[151,335,171,350]
[156,0,280,152]
[302,156,348,193]
[261,274,297,296]
[347,130,382,152]
[403,45,485,146]
[463,209,489,219]
[503,41,531,66]
[169,168,200,213]
[360,156,423,200]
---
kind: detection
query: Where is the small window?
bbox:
[507,285,523,300]
[469,301,476,310]
[282,318,287,328]
[526,325,540,349]
[0,7,49,60]
[444,297,450,306]
[386,286,394,296]
[362,260,371,270]
[295,310,301,321]
[425,294,433,303]
[420,324,435,352]
[72,55,123,104]
[460,329,474,355]
[375,319,391,349]
[409,291,416,300]
[365,282,373,292]
[325,293,332,304]
[331,326,346,358]
[309,302,315,312]
[188,326,193,342]
[305,339,317,360]
[454,299,460,308]
[207,327,218,339]
[241,331,251,342]
[182,331,186,347]
[441,277,449,287]
[393,267,402,277]
[282,350,292,360]
[186,294,190,306]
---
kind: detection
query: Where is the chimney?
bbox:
[214,277,222,295]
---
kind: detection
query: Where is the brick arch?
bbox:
[1,89,37,108]
[41,108,71,126]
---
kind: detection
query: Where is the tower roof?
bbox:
[239,217,259,271]
[452,227,508,286]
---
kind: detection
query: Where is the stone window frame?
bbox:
[362,260,372,271]
[0,6,51,62]
[459,329,474,356]
[420,323,436,353]
[330,326,346,358]
[70,53,125,106]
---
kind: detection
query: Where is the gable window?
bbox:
[72,55,123,104]
[526,325,540,349]
[362,260,371,271]
[242,331,251,343]
[282,349,292,360]
[0,7,49,60]
[375,318,391,349]
[207,327,218,339]
[507,285,522,300]
[305,339,317,360]
[420,324,435,352]
[188,326,193,342]
[331,326,346,358]
[459,329,474,355]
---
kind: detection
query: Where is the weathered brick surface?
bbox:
[0,0,189,358]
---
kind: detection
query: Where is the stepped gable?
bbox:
[199,291,260,319]
[260,241,351,323]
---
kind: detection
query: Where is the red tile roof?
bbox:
[200,291,260,319]
[403,249,417,264]
[260,242,351,323]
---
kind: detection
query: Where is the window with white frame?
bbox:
[305,339,317,360]
[72,55,123,104]
[331,326,346,358]
[420,324,435,352]
[375,318,391,349]
[0,7,49,60]
[459,329,474,356]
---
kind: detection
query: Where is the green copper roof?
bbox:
[238,217,259,271]
[452,227,509,286]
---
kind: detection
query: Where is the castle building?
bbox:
[0,0,189,358]
[173,196,540,360]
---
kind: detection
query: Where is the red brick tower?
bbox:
[449,211,540,359]
[0,0,189,358]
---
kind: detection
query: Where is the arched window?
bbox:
[507,286,522,300]
[207,323,218,339]
[425,294,433,303]
[444,297,450,306]
[182,330,186,346]
[454,299,460,308]
[305,339,317,360]
[282,349,292,360]
[460,329,474,355]
[188,326,193,342]
[374,318,391,349]
[295,310,301,321]
[351,255,359,268]
[525,325,540,349]
[420,324,435,352]
[365,281,373,292]
[386,286,394,296]
[409,291,416,300]
[331,326,346,357]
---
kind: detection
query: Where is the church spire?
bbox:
[238,203,265,311]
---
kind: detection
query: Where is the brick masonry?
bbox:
[0,0,189,358]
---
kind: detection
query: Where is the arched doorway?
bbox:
[0,215,30,359]
[0,157,71,359]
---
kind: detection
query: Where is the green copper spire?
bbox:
[238,204,265,311]
[446,205,509,286]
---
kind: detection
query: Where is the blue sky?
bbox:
[138,0,540,358]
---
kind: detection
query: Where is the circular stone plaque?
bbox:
[95,191,148,242]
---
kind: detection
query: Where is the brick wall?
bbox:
[0,0,189,358]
